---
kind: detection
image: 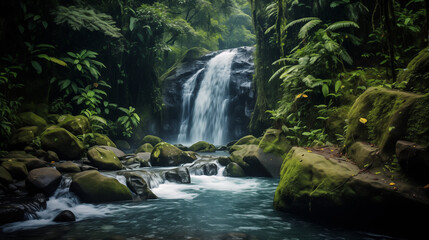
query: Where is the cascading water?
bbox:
[177,49,237,145]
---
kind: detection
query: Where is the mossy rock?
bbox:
[397,47,429,93]
[87,147,123,170]
[140,135,163,147]
[40,127,85,160]
[55,161,81,173]
[345,87,428,154]
[17,112,47,130]
[10,126,39,149]
[189,141,216,152]
[234,135,260,146]
[274,147,429,236]
[224,162,246,177]
[70,170,132,203]
[89,133,117,148]
[57,115,90,135]
[150,142,194,166]
[1,160,28,180]
[258,129,291,157]
[135,143,154,153]
[326,105,350,142]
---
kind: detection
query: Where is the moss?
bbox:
[405,94,429,145]
[87,147,122,170]
[224,162,246,177]
[90,133,117,148]
[398,47,429,93]
[234,135,260,146]
[326,105,350,142]
[1,160,28,180]
[0,166,13,184]
[17,112,47,129]
[258,129,291,157]
[150,142,194,166]
[135,143,154,153]
[40,127,85,160]
[230,144,259,168]
[140,135,163,147]
[10,126,39,149]
[189,141,216,152]
[345,87,422,153]
[70,170,132,203]
[57,115,90,135]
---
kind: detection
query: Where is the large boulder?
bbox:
[57,115,90,135]
[121,172,157,200]
[17,112,47,129]
[187,160,218,176]
[234,135,260,146]
[55,161,81,173]
[150,142,194,166]
[140,135,163,146]
[0,166,13,184]
[258,129,291,157]
[26,167,62,196]
[223,162,245,177]
[10,126,39,149]
[89,133,117,148]
[164,167,191,183]
[1,151,47,171]
[98,146,126,159]
[53,210,76,222]
[135,143,154,153]
[87,147,123,170]
[396,140,429,183]
[189,141,216,152]
[274,147,429,237]
[1,160,28,180]
[70,170,132,203]
[345,87,429,155]
[397,47,429,93]
[40,127,85,160]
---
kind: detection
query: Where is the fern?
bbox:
[298,19,323,39]
[285,17,320,31]
[53,5,122,38]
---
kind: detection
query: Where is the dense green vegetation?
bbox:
[0,0,255,150]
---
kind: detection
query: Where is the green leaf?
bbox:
[335,80,342,93]
[76,64,82,71]
[130,16,137,31]
[31,61,42,74]
[322,84,329,97]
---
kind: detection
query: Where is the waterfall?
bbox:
[178,49,237,145]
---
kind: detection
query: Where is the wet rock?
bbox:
[87,147,123,170]
[188,160,218,176]
[17,112,47,129]
[40,127,85,160]
[26,167,62,196]
[0,193,48,225]
[218,156,231,166]
[258,128,291,157]
[396,140,429,182]
[70,170,132,203]
[347,141,386,169]
[45,150,59,162]
[164,167,191,183]
[150,142,194,167]
[0,166,13,184]
[33,149,47,158]
[55,161,81,173]
[53,210,76,222]
[122,172,157,200]
[223,163,245,177]
[10,126,39,149]
[89,133,117,148]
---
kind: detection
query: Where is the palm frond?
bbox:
[298,19,322,39]
[325,21,359,32]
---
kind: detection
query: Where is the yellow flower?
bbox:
[389,182,396,186]
[359,118,368,124]
[302,94,308,98]
[295,93,308,99]
[307,150,312,153]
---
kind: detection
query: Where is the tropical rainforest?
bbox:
[0,0,429,239]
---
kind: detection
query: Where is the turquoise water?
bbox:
[0,155,395,240]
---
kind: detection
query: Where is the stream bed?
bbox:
[0,153,395,240]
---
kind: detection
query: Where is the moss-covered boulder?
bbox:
[70,170,132,203]
[40,127,85,160]
[258,129,291,157]
[189,141,216,152]
[55,161,81,173]
[135,143,154,153]
[87,147,123,170]
[274,147,429,237]
[347,141,386,169]
[26,167,62,196]
[223,162,245,177]
[57,115,90,135]
[120,172,157,200]
[234,135,260,146]
[398,47,429,93]
[89,133,117,148]
[10,126,39,149]
[0,166,13,184]
[140,135,163,147]
[1,160,28,180]
[150,142,194,166]
[326,105,350,141]
[345,87,429,155]
[98,146,126,159]
[17,112,47,129]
